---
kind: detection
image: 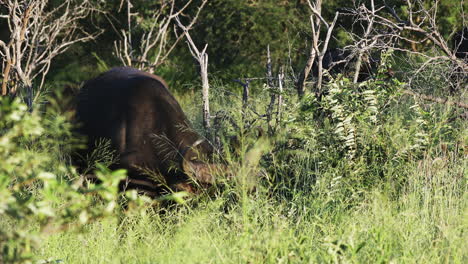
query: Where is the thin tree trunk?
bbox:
[175,17,211,131]
[276,68,284,131]
[353,0,375,83]
[266,45,276,133]
[200,53,210,129]
[296,46,316,98]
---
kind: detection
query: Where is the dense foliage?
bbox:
[0,0,458,90]
[0,0,466,263]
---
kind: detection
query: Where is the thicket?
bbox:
[0,0,467,263]
[3,55,464,263]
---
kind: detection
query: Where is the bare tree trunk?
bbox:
[1,58,12,96]
[311,12,339,99]
[275,67,284,131]
[296,0,323,98]
[242,79,249,108]
[266,45,276,133]
[297,0,338,99]
[241,79,250,124]
[353,0,375,83]
[296,44,316,98]
[176,17,211,131]
[200,52,210,129]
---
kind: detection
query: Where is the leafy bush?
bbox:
[262,51,464,204]
[0,98,125,263]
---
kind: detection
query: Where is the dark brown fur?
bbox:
[75,67,216,197]
[453,28,468,61]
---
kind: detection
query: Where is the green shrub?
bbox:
[0,98,125,263]
[263,51,465,205]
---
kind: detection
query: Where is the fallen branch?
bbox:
[402,89,468,109]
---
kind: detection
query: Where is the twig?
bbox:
[0,0,98,98]
[114,0,207,71]
[402,88,468,109]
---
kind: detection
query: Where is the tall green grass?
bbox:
[37,154,466,263]
[1,58,466,263]
[35,73,467,263]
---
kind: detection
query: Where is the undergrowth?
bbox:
[1,58,467,263]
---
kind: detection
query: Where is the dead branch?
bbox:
[353,0,375,83]
[354,0,467,70]
[314,12,339,98]
[175,16,211,131]
[114,0,207,72]
[265,45,276,133]
[296,0,339,99]
[0,0,100,100]
[346,0,467,97]
[402,88,468,110]
[275,67,284,131]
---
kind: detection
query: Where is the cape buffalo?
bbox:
[75,67,220,197]
[314,48,381,81]
[453,27,467,61]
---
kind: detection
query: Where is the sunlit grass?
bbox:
[37,152,467,263]
[4,77,466,263]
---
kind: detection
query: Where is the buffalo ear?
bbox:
[181,148,215,184]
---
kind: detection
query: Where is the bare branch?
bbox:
[175,16,211,131]
[275,67,284,131]
[354,0,375,83]
[343,0,467,98]
[297,1,339,98]
[0,0,100,98]
[266,45,276,132]
[402,89,468,110]
[307,0,329,28]
[113,0,207,72]
[315,12,339,98]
